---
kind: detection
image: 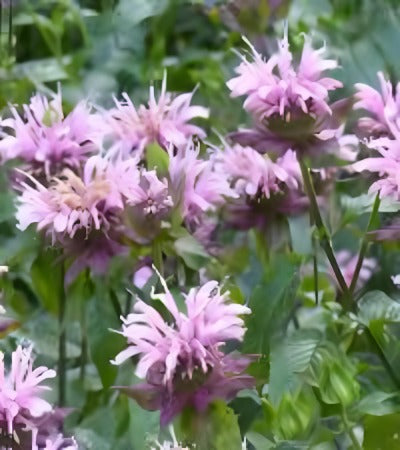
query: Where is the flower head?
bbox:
[107,74,209,156]
[15,155,132,242]
[227,31,342,124]
[213,144,300,198]
[354,72,400,137]
[112,272,253,425]
[168,143,237,225]
[126,170,173,217]
[0,345,56,435]
[0,90,99,177]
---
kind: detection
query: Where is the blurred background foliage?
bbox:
[2,0,400,448]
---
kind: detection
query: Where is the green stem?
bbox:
[80,304,88,382]
[125,290,133,316]
[299,159,349,295]
[152,238,164,276]
[341,407,362,450]
[349,194,380,296]
[58,265,66,406]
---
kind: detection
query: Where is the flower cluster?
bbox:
[0,345,76,448]
[105,74,209,156]
[112,272,254,425]
[227,29,344,155]
[0,91,99,178]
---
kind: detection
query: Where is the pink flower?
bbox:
[227,31,342,123]
[168,143,237,225]
[213,144,300,198]
[0,345,56,436]
[352,137,400,200]
[0,90,99,177]
[106,74,209,156]
[15,155,133,242]
[126,170,173,217]
[133,265,153,289]
[15,155,140,282]
[112,272,253,424]
[354,72,400,137]
[329,250,376,290]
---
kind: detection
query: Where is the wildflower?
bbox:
[354,72,400,137]
[168,143,237,225]
[107,74,209,156]
[15,155,139,282]
[0,345,56,437]
[227,28,344,155]
[329,250,376,290]
[126,170,173,217]
[213,144,300,198]
[0,90,99,177]
[112,272,254,425]
[211,143,306,230]
[352,137,400,200]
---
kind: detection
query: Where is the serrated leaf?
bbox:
[269,329,322,405]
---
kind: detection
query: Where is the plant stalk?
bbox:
[299,158,349,295]
[349,194,380,296]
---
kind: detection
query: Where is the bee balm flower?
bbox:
[112,272,254,425]
[0,91,99,177]
[107,74,209,156]
[0,345,56,437]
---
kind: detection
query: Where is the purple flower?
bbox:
[15,155,133,242]
[15,155,140,282]
[0,345,56,436]
[354,72,400,137]
[213,144,300,198]
[112,273,253,425]
[0,91,99,177]
[227,30,341,123]
[352,137,400,200]
[168,143,237,225]
[227,28,346,156]
[106,74,209,156]
[126,170,173,217]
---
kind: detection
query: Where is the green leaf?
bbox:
[146,142,170,176]
[179,401,242,450]
[288,214,312,255]
[88,292,125,389]
[30,249,63,314]
[243,255,300,354]
[353,391,400,416]
[174,234,210,270]
[128,399,159,449]
[358,290,400,326]
[269,329,322,405]
[246,431,274,450]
